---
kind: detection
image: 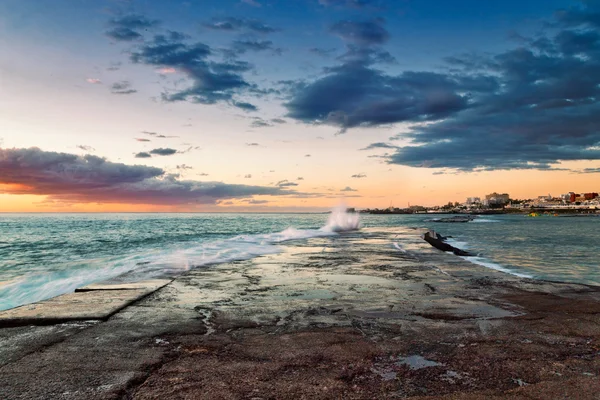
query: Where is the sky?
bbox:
[1,0,600,212]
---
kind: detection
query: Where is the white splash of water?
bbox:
[321,203,361,232]
[0,204,362,311]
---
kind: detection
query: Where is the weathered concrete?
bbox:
[75,279,172,293]
[1,227,599,399]
[0,289,154,328]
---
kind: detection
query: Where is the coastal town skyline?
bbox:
[2,0,600,212]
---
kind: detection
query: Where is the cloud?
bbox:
[106,14,159,42]
[149,148,177,156]
[197,172,209,176]
[579,168,600,173]
[246,142,260,146]
[142,131,178,138]
[276,180,299,187]
[378,5,600,171]
[135,138,151,142]
[341,186,357,191]
[360,142,396,150]
[251,119,272,128]
[202,17,278,34]
[233,101,258,111]
[271,118,286,124]
[351,173,366,178]
[309,48,337,57]
[135,152,152,158]
[244,174,252,178]
[128,31,255,107]
[247,199,269,204]
[0,147,297,205]
[231,40,281,55]
[76,145,95,152]
[329,19,389,46]
[305,154,311,157]
[176,164,193,170]
[86,78,102,84]
[110,81,137,95]
[297,177,304,180]
[285,65,488,131]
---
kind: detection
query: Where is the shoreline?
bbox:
[1,227,599,399]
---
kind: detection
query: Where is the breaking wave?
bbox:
[0,205,360,311]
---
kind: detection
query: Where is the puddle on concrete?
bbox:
[396,355,442,370]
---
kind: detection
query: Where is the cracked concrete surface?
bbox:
[1,227,599,399]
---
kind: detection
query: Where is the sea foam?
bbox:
[0,206,360,311]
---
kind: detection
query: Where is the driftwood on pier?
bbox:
[423,230,473,256]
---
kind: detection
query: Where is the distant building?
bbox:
[570,192,580,203]
[584,192,599,200]
[484,192,510,206]
[465,197,481,205]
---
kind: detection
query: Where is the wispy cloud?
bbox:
[110,81,137,95]
[76,145,95,152]
[203,17,278,34]
[105,14,159,42]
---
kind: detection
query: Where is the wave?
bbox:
[442,236,532,278]
[322,204,361,232]
[0,206,361,311]
[471,218,500,223]
[460,256,533,278]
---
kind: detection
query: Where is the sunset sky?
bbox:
[1,0,600,212]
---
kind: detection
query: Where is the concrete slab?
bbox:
[0,289,153,328]
[75,278,172,292]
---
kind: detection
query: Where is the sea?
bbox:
[1,210,598,311]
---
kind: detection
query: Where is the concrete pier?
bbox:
[1,227,599,399]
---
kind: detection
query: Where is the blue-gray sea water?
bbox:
[1,212,598,311]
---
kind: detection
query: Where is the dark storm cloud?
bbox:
[285,65,486,130]
[329,19,389,46]
[149,148,177,156]
[106,14,159,42]
[287,6,600,171]
[110,81,137,95]
[380,6,600,171]
[284,18,493,132]
[202,17,279,34]
[0,147,297,205]
[129,32,254,106]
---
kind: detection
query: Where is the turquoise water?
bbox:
[0,212,598,310]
